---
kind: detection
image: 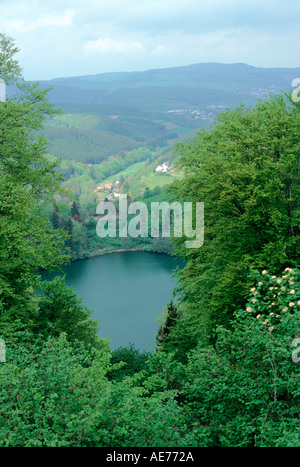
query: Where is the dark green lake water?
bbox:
[47,252,183,351]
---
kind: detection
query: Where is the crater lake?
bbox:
[44,252,183,351]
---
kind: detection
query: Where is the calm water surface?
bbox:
[48,252,183,351]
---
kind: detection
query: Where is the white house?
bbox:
[155,162,169,173]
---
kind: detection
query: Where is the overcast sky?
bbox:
[1,0,300,80]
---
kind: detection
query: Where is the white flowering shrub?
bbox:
[180,267,300,447]
[238,267,300,334]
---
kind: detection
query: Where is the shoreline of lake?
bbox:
[72,246,174,262]
[57,251,183,351]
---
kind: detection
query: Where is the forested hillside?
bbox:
[24,62,300,166]
[0,33,299,448]
[40,62,299,111]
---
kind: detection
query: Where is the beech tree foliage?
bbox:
[167,93,299,353]
[0,34,68,335]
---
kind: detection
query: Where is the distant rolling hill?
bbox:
[34,62,300,162]
[40,62,300,110]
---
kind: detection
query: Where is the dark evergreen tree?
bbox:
[71,201,80,218]
[51,204,60,230]
[156,300,178,347]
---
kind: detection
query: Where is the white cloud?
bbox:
[5,10,75,33]
[1,0,300,79]
[151,45,169,56]
[84,37,145,56]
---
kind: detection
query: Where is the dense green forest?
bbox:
[43,114,178,162]
[48,188,174,261]
[0,34,299,447]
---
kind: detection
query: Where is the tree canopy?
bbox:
[0,34,69,336]
[166,93,299,354]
